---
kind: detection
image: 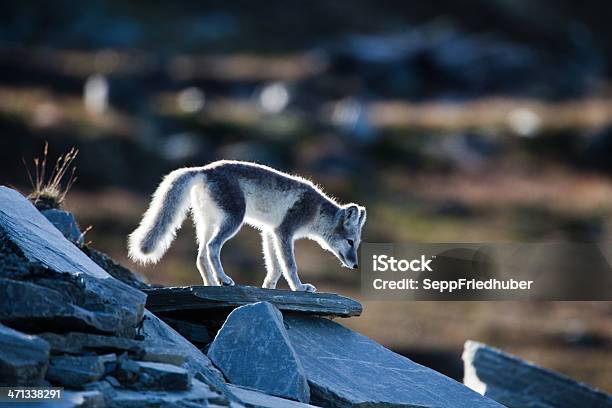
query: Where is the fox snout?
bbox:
[340,251,359,269]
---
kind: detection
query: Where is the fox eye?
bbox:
[347,239,354,247]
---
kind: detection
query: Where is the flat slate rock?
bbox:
[145,285,362,318]
[0,278,122,335]
[227,384,321,408]
[128,361,191,391]
[463,340,612,408]
[0,187,146,337]
[108,378,227,408]
[209,302,310,403]
[46,354,114,388]
[39,332,145,356]
[284,315,503,408]
[0,323,50,386]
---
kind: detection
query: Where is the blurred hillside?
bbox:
[1,0,611,391]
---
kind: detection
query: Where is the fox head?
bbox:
[324,203,367,269]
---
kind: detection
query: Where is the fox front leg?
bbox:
[272,231,316,292]
[261,231,282,289]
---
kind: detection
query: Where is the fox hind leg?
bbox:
[206,216,242,286]
[192,192,216,285]
[261,231,282,289]
[196,239,214,285]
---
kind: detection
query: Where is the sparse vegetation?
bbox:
[23,142,78,210]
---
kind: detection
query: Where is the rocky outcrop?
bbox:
[0,187,235,406]
[463,340,612,408]
[139,310,225,383]
[203,300,502,407]
[209,302,310,403]
[0,186,146,338]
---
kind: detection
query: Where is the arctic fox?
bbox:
[128,160,366,292]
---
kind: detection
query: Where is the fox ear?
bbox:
[344,204,360,226]
[358,206,367,227]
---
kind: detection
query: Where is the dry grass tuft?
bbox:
[24,142,78,210]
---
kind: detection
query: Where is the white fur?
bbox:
[128,167,203,264]
[239,178,301,230]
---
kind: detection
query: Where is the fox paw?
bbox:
[220,276,235,286]
[297,283,317,292]
[262,280,277,289]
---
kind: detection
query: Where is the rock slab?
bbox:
[108,378,225,408]
[39,332,145,356]
[145,285,362,318]
[284,315,503,408]
[0,278,120,335]
[46,354,113,388]
[227,384,321,408]
[0,186,146,337]
[209,302,310,403]
[463,340,612,408]
[0,323,50,386]
[136,361,190,391]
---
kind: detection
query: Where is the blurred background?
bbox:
[1,0,611,391]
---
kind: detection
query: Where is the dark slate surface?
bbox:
[135,361,191,391]
[116,359,191,391]
[46,354,112,388]
[39,332,145,356]
[41,208,84,245]
[139,310,240,404]
[0,187,107,279]
[227,384,321,408]
[0,323,50,386]
[0,278,123,335]
[161,317,211,345]
[463,340,612,408]
[284,315,504,408]
[145,285,362,318]
[140,310,222,381]
[209,302,310,403]
[0,187,146,337]
[108,378,223,408]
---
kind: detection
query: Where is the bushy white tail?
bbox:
[128,168,202,264]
